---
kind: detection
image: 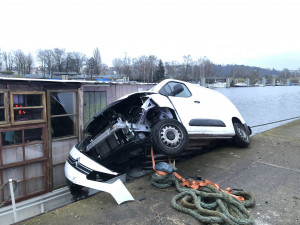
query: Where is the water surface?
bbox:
[215,86,300,134]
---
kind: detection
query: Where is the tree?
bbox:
[122,53,132,79]
[183,55,192,81]
[2,51,14,71]
[93,48,102,75]
[52,48,66,72]
[155,59,165,82]
[72,52,86,73]
[112,58,123,75]
[14,49,26,75]
[25,53,33,74]
[37,49,46,76]
[86,57,96,79]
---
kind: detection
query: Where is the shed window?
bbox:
[10,92,46,125]
[0,125,49,202]
[50,92,77,139]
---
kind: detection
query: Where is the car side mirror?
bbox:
[170,85,184,96]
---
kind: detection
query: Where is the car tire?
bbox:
[151,119,188,156]
[233,123,250,147]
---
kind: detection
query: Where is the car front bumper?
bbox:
[64,145,134,204]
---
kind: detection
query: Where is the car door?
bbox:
[159,81,232,137]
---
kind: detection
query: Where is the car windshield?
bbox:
[148,85,157,91]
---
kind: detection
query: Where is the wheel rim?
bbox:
[237,126,249,141]
[159,124,183,148]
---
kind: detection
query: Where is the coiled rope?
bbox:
[150,146,255,225]
[250,116,300,128]
[151,173,255,225]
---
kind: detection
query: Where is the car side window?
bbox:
[159,82,192,98]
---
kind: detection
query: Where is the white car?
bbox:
[65,79,251,203]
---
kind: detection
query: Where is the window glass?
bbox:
[0,93,4,106]
[25,162,44,178]
[26,177,44,195]
[160,82,192,97]
[25,128,43,143]
[51,92,77,115]
[14,108,42,122]
[0,109,4,121]
[25,144,43,160]
[1,130,22,146]
[3,167,24,198]
[51,116,76,138]
[13,94,42,107]
[159,84,172,96]
[2,146,23,164]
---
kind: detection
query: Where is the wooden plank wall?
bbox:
[83,83,154,105]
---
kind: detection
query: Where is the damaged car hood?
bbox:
[84,91,157,136]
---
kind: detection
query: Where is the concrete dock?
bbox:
[20,120,300,225]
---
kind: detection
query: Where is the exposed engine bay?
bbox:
[75,92,176,172]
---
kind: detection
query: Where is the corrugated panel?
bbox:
[83,91,107,126]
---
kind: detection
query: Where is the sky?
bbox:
[1,0,300,70]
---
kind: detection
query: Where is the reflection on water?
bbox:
[215,86,300,134]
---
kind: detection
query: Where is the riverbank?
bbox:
[20,119,300,225]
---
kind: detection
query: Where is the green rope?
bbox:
[151,173,255,225]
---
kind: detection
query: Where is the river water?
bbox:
[215,86,300,135]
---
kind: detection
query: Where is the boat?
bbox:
[209,82,227,88]
[234,82,248,87]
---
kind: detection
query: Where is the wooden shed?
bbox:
[0,78,153,204]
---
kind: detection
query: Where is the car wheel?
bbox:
[151,119,188,156]
[233,123,250,147]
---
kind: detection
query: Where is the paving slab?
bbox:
[20,120,300,225]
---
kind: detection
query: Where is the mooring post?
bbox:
[9,179,18,223]
[262,77,266,86]
[200,77,206,86]
[272,78,276,86]
[226,78,231,88]
[246,78,250,87]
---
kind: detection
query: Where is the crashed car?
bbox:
[65,79,251,203]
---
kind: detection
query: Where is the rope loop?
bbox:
[151,173,255,225]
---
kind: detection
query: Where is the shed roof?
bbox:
[0,77,154,85]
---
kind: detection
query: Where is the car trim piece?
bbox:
[67,154,93,175]
[189,119,226,127]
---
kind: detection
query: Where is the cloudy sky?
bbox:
[1,0,300,70]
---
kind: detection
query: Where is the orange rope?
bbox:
[150,146,244,201]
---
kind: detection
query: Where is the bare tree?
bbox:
[25,53,34,74]
[72,52,86,73]
[37,49,46,75]
[122,53,132,79]
[52,48,66,72]
[183,55,192,81]
[14,49,26,75]
[86,57,96,79]
[2,51,14,71]
[165,61,179,79]
[112,58,123,75]
[45,49,54,75]
[93,48,102,75]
